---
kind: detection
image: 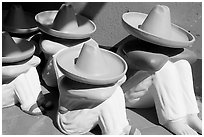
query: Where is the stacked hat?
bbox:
[56,39,127,85]
[3,4,38,34]
[37,4,96,88]
[35,4,96,39]
[122,5,195,48]
[2,31,35,63]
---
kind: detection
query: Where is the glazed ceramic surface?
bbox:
[2,10,38,34]
[56,46,127,85]
[2,37,35,63]
[35,10,96,39]
[122,12,195,48]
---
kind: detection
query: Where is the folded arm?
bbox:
[2,56,41,83]
[126,51,169,72]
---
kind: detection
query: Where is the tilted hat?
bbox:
[35,4,96,39]
[122,5,195,48]
[2,32,35,63]
[3,5,38,34]
[56,39,127,85]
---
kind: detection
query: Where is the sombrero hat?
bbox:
[35,4,96,39]
[2,32,35,63]
[2,5,38,34]
[56,39,127,85]
[39,34,91,56]
[122,5,195,48]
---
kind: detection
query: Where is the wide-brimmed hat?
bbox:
[122,5,195,48]
[35,4,96,39]
[39,34,91,56]
[56,39,127,85]
[2,32,35,63]
[2,5,38,34]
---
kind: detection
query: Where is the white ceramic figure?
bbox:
[3,4,38,33]
[56,39,127,85]
[51,40,140,135]
[2,32,51,115]
[122,5,195,48]
[40,37,93,87]
[35,4,96,39]
[119,5,202,135]
[2,32,35,63]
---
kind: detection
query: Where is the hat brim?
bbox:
[39,34,91,55]
[2,10,38,34]
[56,45,127,85]
[2,37,35,63]
[122,12,195,48]
[35,10,96,39]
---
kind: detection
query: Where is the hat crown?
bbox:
[52,4,78,32]
[4,5,30,28]
[75,40,110,76]
[140,5,172,39]
[2,32,20,57]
